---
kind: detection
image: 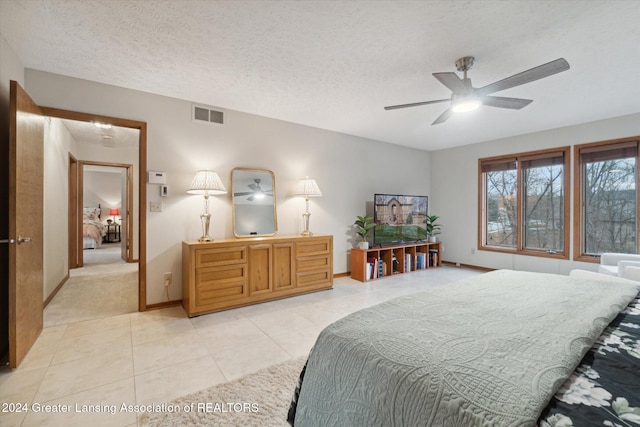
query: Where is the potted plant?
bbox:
[425,215,441,243]
[354,215,375,249]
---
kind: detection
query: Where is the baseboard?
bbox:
[43,273,70,308]
[334,272,349,278]
[145,299,182,311]
[442,260,495,272]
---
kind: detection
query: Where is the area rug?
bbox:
[139,357,307,427]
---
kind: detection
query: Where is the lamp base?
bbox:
[301,209,312,237]
[199,210,212,242]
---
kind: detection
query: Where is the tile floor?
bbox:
[0,266,482,427]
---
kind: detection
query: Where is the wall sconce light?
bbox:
[186,170,227,242]
[293,176,322,236]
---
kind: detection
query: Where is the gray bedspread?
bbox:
[293,270,640,426]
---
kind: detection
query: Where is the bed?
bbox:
[83,205,106,249]
[287,270,640,426]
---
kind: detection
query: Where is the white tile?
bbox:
[51,325,132,365]
[62,313,131,339]
[130,312,194,346]
[21,378,136,427]
[197,317,271,357]
[0,366,47,403]
[134,355,226,405]
[245,308,316,337]
[132,330,209,374]
[188,308,246,330]
[212,335,291,381]
[270,324,324,358]
[34,347,134,402]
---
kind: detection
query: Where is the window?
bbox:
[574,138,639,261]
[479,147,570,258]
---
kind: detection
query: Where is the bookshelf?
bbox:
[351,241,442,282]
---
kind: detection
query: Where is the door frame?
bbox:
[41,107,148,312]
[68,154,78,269]
[78,161,134,265]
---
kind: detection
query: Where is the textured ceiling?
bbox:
[2,0,640,151]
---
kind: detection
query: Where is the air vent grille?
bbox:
[192,105,224,125]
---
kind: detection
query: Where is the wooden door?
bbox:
[7,81,44,368]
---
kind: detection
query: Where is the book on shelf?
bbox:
[429,249,438,267]
[367,256,380,280]
[416,252,427,269]
[404,253,412,272]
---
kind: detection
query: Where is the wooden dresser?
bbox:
[182,234,333,317]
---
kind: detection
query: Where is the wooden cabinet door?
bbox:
[273,243,294,291]
[248,244,272,296]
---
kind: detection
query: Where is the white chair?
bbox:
[598,253,640,278]
[569,269,640,284]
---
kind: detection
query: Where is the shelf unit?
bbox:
[351,241,441,282]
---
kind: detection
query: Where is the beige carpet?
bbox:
[139,357,307,427]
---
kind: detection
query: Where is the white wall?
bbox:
[25,69,431,305]
[83,170,122,217]
[430,113,640,275]
[43,118,78,299]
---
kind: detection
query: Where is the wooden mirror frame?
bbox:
[231,167,278,237]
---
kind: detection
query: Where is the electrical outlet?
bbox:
[164,272,172,286]
[150,201,163,212]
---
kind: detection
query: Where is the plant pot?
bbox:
[428,236,437,243]
[358,241,369,250]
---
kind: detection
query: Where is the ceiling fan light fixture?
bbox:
[451,94,481,113]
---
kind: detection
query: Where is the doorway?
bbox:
[41,107,147,314]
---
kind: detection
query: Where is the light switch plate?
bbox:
[150,201,163,212]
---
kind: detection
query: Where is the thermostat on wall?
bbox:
[148,171,167,184]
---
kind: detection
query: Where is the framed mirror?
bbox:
[231,167,278,237]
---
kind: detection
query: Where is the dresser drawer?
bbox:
[295,238,331,258]
[196,246,247,268]
[195,264,248,304]
[297,268,331,287]
[296,254,330,272]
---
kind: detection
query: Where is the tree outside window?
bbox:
[576,139,638,259]
[479,148,570,258]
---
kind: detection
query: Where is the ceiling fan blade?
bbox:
[248,183,258,191]
[384,99,449,110]
[432,108,453,125]
[482,96,533,109]
[432,72,466,93]
[234,191,253,196]
[475,58,570,96]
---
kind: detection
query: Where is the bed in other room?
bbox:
[82,205,106,249]
[287,270,640,427]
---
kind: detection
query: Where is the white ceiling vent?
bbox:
[192,104,224,125]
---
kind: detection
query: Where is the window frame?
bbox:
[478,146,571,259]
[573,137,640,263]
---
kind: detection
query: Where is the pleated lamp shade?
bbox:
[186,171,227,195]
[293,177,322,197]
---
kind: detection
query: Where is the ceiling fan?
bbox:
[384,56,570,125]
[233,178,273,201]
